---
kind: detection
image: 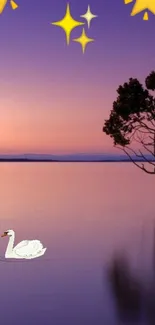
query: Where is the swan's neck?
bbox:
[5,233,15,257]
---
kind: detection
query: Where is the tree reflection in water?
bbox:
[107,252,155,324]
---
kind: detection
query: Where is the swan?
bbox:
[1,229,47,259]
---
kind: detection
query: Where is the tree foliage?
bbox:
[103,71,155,174]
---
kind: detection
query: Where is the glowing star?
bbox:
[73,28,94,54]
[51,3,85,45]
[0,0,7,13]
[124,0,155,20]
[10,0,18,9]
[80,5,97,28]
[0,0,18,14]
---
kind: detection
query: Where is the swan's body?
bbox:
[1,230,46,259]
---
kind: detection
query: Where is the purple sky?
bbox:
[0,0,154,154]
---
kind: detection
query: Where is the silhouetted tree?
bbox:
[103,71,155,174]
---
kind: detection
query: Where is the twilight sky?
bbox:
[0,0,155,154]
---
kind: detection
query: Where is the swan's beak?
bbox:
[1,232,8,237]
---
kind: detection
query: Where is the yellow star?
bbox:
[0,0,18,13]
[124,0,155,20]
[0,0,7,13]
[73,28,94,54]
[80,5,98,28]
[51,3,85,45]
[10,0,18,10]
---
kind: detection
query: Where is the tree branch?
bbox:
[139,150,155,166]
[141,141,155,156]
[137,120,154,133]
[116,146,155,174]
[124,146,142,158]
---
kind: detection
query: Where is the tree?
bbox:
[103,71,155,174]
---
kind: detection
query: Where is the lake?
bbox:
[0,162,154,325]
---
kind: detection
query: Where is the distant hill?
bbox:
[0,153,154,162]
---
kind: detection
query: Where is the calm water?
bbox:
[0,163,154,325]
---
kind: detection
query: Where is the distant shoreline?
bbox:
[0,159,151,163]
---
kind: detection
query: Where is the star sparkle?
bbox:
[124,0,155,20]
[73,28,94,53]
[51,3,85,45]
[80,5,97,28]
[0,0,18,14]
[10,0,18,10]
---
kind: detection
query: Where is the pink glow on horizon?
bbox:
[0,79,114,154]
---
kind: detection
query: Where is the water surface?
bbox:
[0,163,154,325]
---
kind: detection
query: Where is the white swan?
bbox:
[1,229,47,259]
